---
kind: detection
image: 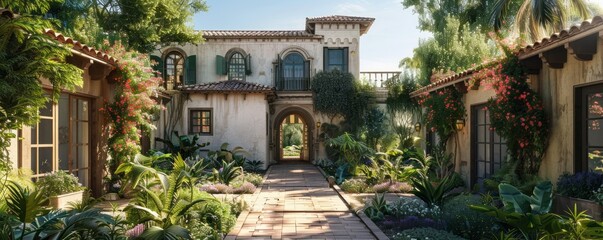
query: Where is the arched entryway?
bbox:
[273,107,314,162]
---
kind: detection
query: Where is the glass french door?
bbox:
[577,83,603,171]
[471,104,507,187]
[58,94,90,186]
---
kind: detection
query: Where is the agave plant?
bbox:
[211,160,243,185]
[116,154,215,239]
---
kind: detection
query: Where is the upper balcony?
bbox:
[360,71,401,88]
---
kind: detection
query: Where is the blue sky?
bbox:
[192,0,432,71]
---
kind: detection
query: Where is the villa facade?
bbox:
[150,15,375,169]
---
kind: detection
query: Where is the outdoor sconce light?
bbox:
[455,119,465,131]
[414,122,421,132]
[316,121,321,129]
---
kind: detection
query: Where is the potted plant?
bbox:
[555,172,603,220]
[36,170,86,209]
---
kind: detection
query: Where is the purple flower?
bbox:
[125,224,145,238]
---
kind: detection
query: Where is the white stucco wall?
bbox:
[154,22,363,87]
[182,93,269,169]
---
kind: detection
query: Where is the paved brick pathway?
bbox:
[227,163,376,239]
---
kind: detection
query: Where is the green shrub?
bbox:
[442,194,501,240]
[193,200,236,234]
[35,170,85,196]
[388,197,441,219]
[233,173,263,187]
[393,228,466,240]
[340,178,368,193]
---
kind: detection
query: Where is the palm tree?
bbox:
[491,0,592,41]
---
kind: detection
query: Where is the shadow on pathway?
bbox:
[227,163,376,240]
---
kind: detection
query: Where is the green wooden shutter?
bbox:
[323,47,328,71]
[304,60,310,90]
[245,54,252,75]
[216,55,226,75]
[185,55,196,85]
[150,55,163,77]
[343,47,349,73]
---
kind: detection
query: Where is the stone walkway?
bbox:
[227,163,376,240]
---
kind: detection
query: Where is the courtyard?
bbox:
[3,0,603,239]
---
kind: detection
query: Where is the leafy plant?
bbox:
[340,178,369,193]
[154,131,209,160]
[361,107,387,150]
[116,154,216,239]
[243,160,263,172]
[326,133,373,174]
[393,227,466,240]
[469,181,561,239]
[231,173,263,187]
[556,171,603,201]
[207,143,250,168]
[364,193,389,221]
[211,161,243,185]
[35,171,85,197]
[442,194,501,239]
[410,172,459,207]
[0,183,125,239]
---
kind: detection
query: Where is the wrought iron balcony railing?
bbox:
[276,77,311,91]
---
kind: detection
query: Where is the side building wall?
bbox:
[181,93,270,169]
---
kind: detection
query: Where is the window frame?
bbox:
[189,108,213,135]
[575,81,603,172]
[470,103,507,187]
[323,47,348,72]
[228,52,246,81]
[164,51,186,87]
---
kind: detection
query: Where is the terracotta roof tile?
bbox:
[411,15,603,96]
[44,29,117,66]
[517,16,603,57]
[179,80,275,94]
[306,15,375,23]
[306,15,375,35]
[202,30,321,39]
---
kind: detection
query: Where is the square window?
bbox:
[190,109,212,135]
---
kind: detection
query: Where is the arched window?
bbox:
[284,52,305,80]
[228,52,246,81]
[165,51,184,87]
[277,51,309,91]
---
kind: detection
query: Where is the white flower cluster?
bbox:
[389,197,441,218]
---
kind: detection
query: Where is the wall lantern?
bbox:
[414,122,421,132]
[455,119,465,131]
[316,121,321,129]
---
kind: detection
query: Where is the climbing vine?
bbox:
[100,41,162,190]
[470,55,549,178]
[418,87,466,147]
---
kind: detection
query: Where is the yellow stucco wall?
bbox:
[455,37,603,186]
[538,37,603,181]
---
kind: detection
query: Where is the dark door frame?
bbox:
[575,81,603,172]
[273,107,315,162]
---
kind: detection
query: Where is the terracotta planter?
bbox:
[554,194,603,220]
[49,190,84,209]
